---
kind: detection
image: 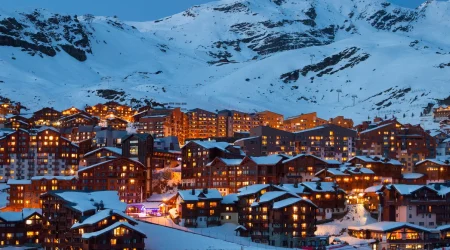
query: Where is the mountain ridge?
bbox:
[0,0,449,125]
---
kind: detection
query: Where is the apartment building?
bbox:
[234,126,295,156]
[186,108,218,139]
[283,112,327,133]
[294,124,357,162]
[0,127,79,181]
[347,156,403,184]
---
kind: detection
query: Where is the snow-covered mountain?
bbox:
[1,0,450,124]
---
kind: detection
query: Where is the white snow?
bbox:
[30,176,77,181]
[52,191,127,213]
[221,193,238,204]
[178,189,222,201]
[250,155,283,165]
[401,173,424,179]
[0,209,41,222]
[82,221,145,239]
[83,147,123,157]
[316,204,377,236]
[71,209,137,229]
[348,221,431,232]
[237,184,270,197]
[258,191,290,203]
[6,180,31,185]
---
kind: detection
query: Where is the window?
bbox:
[111,239,117,245]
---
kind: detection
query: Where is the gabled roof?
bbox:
[78,157,145,173]
[183,140,230,151]
[348,222,430,233]
[348,156,403,166]
[0,209,41,222]
[401,173,425,180]
[82,221,146,239]
[276,184,306,194]
[273,197,317,209]
[359,123,395,134]
[237,184,270,197]
[83,147,123,158]
[121,133,152,142]
[390,184,437,196]
[415,158,449,166]
[301,182,345,193]
[7,180,31,185]
[250,155,283,165]
[178,189,222,201]
[234,136,260,144]
[364,185,385,193]
[31,176,77,181]
[221,193,238,205]
[282,154,327,165]
[45,190,127,213]
[315,168,349,177]
[258,191,293,203]
[206,158,242,167]
[71,209,137,229]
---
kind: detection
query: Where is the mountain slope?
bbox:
[0,0,450,124]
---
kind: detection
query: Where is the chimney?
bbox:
[203,188,208,194]
[106,126,113,147]
[294,181,298,188]
[191,188,195,195]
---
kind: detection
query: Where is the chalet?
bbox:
[79,147,122,167]
[181,140,245,188]
[399,173,427,184]
[78,158,148,203]
[61,106,84,116]
[314,166,376,193]
[281,154,338,183]
[41,190,145,249]
[414,158,450,182]
[57,113,97,128]
[0,209,42,247]
[347,156,403,184]
[220,193,238,224]
[31,107,62,126]
[176,188,223,228]
[293,124,357,162]
[348,222,439,249]
[4,115,32,130]
[106,117,128,130]
[382,184,450,227]
[6,176,77,211]
[204,155,286,195]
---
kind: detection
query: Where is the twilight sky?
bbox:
[0,0,441,21]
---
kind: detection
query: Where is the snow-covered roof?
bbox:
[147,192,177,202]
[221,193,238,204]
[31,176,77,181]
[183,140,230,151]
[83,147,122,157]
[302,182,345,193]
[237,184,270,197]
[276,184,306,194]
[359,123,394,134]
[343,167,375,175]
[293,126,325,134]
[390,184,433,195]
[0,209,41,222]
[82,221,145,239]
[235,225,247,231]
[78,157,144,173]
[234,136,259,143]
[348,156,403,166]
[401,173,425,179]
[49,191,127,213]
[273,197,317,209]
[325,159,342,165]
[7,179,31,185]
[258,191,291,203]
[348,222,430,232]
[71,209,137,229]
[436,224,450,232]
[250,155,283,165]
[415,158,449,166]
[316,168,349,176]
[364,185,384,193]
[282,154,326,164]
[178,189,222,201]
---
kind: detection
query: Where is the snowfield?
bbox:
[0,0,450,125]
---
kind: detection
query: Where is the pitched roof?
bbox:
[272,197,317,209]
[78,158,145,173]
[359,123,394,134]
[83,147,123,157]
[250,155,283,165]
[82,221,145,239]
[390,184,435,195]
[178,189,222,201]
[71,209,137,229]
[7,180,31,185]
[47,191,127,213]
[183,140,230,151]
[282,154,327,164]
[258,191,292,203]
[234,136,260,143]
[221,193,238,204]
[301,182,345,193]
[401,173,425,179]
[364,185,385,193]
[348,222,430,233]
[0,209,41,222]
[30,176,77,181]
[276,184,306,194]
[237,184,270,197]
